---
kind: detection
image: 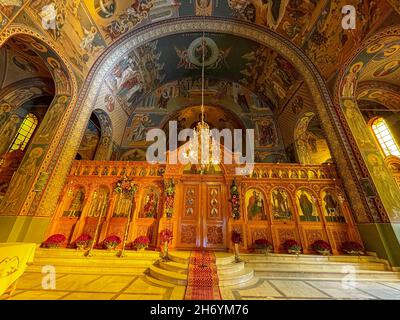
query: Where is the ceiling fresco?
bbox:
[0,37,53,90]
[1,0,400,164]
[0,0,27,33]
[104,32,301,113]
[3,0,392,84]
[357,80,400,113]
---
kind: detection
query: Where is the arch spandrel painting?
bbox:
[271,188,293,221]
[246,188,267,221]
[321,189,346,223]
[295,189,320,222]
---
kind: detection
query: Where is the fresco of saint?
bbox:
[296,190,319,222]
[271,188,292,220]
[247,189,267,221]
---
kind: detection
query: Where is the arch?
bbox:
[357,81,400,112]
[0,26,78,218]
[336,25,400,222]
[38,17,372,226]
[0,77,55,111]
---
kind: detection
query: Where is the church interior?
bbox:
[0,0,400,301]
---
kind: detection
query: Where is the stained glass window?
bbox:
[371,118,400,158]
[9,113,38,152]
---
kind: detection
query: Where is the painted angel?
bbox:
[175,47,197,69]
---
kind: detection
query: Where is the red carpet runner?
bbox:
[184,251,222,300]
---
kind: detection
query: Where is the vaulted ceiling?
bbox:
[1,0,400,115]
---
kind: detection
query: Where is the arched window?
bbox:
[371,117,400,158]
[9,113,38,152]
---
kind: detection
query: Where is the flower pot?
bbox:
[288,249,301,255]
[76,244,86,251]
[137,247,146,252]
[317,250,331,256]
[345,250,363,256]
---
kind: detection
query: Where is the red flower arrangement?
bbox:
[231,230,242,244]
[160,229,173,244]
[312,240,331,255]
[42,234,66,248]
[133,236,150,250]
[229,180,240,220]
[164,180,175,218]
[254,238,273,253]
[103,235,121,250]
[114,177,138,196]
[342,241,365,255]
[75,234,92,249]
[283,239,301,254]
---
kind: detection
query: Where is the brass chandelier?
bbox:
[184,16,220,174]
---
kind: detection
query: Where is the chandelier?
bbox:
[184,16,220,174]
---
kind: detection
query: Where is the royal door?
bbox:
[176,179,228,250]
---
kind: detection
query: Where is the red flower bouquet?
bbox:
[103,235,121,250]
[75,234,92,250]
[231,230,242,244]
[311,240,331,255]
[133,236,150,250]
[342,241,365,255]
[229,180,240,220]
[42,234,66,248]
[254,238,273,253]
[283,239,301,254]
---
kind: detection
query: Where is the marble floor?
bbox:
[4,271,400,300]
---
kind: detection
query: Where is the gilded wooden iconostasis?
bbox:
[47,159,360,254]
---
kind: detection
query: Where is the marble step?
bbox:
[158,261,188,274]
[34,256,157,266]
[34,248,160,260]
[218,268,254,287]
[217,261,246,275]
[215,254,236,266]
[168,252,191,264]
[246,261,389,272]
[26,264,149,275]
[254,269,400,281]
[168,252,236,266]
[242,253,385,264]
[149,265,188,286]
